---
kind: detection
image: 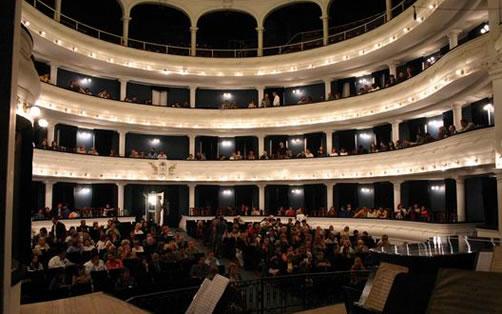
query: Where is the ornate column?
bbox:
[44,181,53,209]
[455,176,465,222]
[326,182,334,209]
[189,85,196,108]
[117,183,124,215]
[387,60,399,77]
[119,78,128,101]
[190,26,198,56]
[258,184,265,212]
[189,134,196,157]
[321,15,329,46]
[188,184,196,210]
[257,86,264,107]
[452,102,464,131]
[118,130,126,156]
[393,180,402,211]
[256,26,264,56]
[49,62,58,85]
[447,29,462,50]
[325,129,333,154]
[122,16,131,46]
[46,119,55,143]
[258,134,265,156]
[324,78,331,100]
[385,0,392,22]
[54,0,62,22]
[391,120,401,143]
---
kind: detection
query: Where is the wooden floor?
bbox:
[295,303,347,314]
[21,292,149,314]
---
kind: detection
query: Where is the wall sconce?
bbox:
[38,119,49,128]
[147,194,157,206]
[79,78,92,86]
[151,138,160,145]
[480,24,490,34]
[222,189,233,196]
[359,133,372,140]
[427,120,443,128]
[430,185,445,192]
[77,131,92,140]
[360,187,373,193]
[78,187,91,194]
[223,93,232,100]
[291,188,303,195]
[221,140,233,147]
[292,89,303,96]
[290,138,303,145]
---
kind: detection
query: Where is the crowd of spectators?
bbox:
[32,203,120,220]
[68,80,112,99]
[188,216,386,278]
[25,217,228,302]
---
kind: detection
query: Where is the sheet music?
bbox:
[364,263,408,312]
[186,275,230,314]
[476,251,493,272]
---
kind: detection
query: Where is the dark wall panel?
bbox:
[57,68,120,100]
[196,89,257,108]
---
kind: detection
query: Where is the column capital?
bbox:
[190,26,199,32]
[387,60,400,67]
[43,180,55,185]
[447,28,463,37]
[121,16,132,22]
[255,26,265,32]
[320,15,329,21]
[392,120,402,125]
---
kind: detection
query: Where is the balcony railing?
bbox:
[126,270,371,314]
[25,0,416,58]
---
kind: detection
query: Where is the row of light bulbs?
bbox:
[21,0,441,78]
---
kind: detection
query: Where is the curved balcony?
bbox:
[33,127,495,182]
[180,216,478,241]
[34,35,490,131]
[21,0,483,85]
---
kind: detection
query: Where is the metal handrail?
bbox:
[25,0,416,58]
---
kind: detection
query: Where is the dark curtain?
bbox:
[265,185,289,214]
[195,185,219,212]
[196,136,218,160]
[94,129,119,156]
[265,135,288,156]
[32,181,45,212]
[53,182,76,209]
[91,184,117,208]
[304,184,326,213]
[305,132,325,156]
[55,124,77,151]
[444,179,456,219]
[401,181,430,208]
[334,183,358,209]
[373,124,391,145]
[374,182,393,209]
[403,118,426,142]
[333,130,356,152]
[235,185,258,208]
[235,137,258,157]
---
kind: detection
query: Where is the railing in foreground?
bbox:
[25,0,415,58]
[126,270,371,314]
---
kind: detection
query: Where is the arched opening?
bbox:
[263,2,322,48]
[61,0,122,36]
[129,4,191,48]
[328,0,386,37]
[197,11,257,51]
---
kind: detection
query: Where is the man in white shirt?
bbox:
[272,92,281,107]
[84,254,106,274]
[48,251,71,269]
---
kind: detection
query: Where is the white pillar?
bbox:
[491,69,502,169]
[452,103,463,130]
[321,15,329,46]
[46,120,55,143]
[122,16,131,46]
[119,78,127,101]
[393,180,402,210]
[385,0,392,22]
[497,174,502,235]
[44,181,53,209]
[189,134,196,157]
[258,134,265,155]
[455,177,465,222]
[189,85,196,108]
[190,26,198,56]
[49,63,58,85]
[189,184,196,210]
[54,0,62,22]
[119,130,126,156]
[447,29,462,50]
[326,183,334,209]
[391,120,400,143]
[325,129,332,154]
[388,61,399,77]
[324,79,331,100]
[117,183,124,215]
[258,184,265,212]
[256,26,264,56]
[257,86,264,107]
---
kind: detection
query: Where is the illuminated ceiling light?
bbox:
[480,24,490,34]
[22,20,30,27]
[162,68,170,75]
[89,52,96,58]
[483,103,494,112]
[108,57,114,63]
[403,27,410,33]
[54,39,61,45]
[456,69,465,76]
[417,16,425,23]
[234,72,243,76]
[359,49,365,55]
[29,106,41,118]
[390,35,397,41]
[72,47,78,52]
[39,30,46,36]
[38,118,49,128]
[151,138,160,145]
[343,55,349,60]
